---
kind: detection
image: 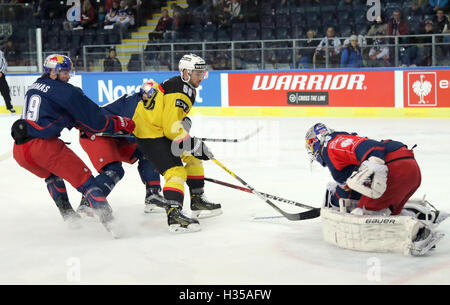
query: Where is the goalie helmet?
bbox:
[178,53,207,82]
[43,54,73,75]
[305,123,333,166]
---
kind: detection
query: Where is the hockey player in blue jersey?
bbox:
[11,54,135,233]
[77,83,165,215]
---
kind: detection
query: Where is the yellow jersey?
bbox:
[132,76,196,141]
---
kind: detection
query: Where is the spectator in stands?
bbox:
[367,15,388,37]
[240,0,260,22]
[105,0,114,10]
[163,10,187,40]
[341,35,363,68]
[429,0,449,11]
[3,39,21,66]
[149,9,173,41]
[387,9,408,36]
[314,26,342,68]
[116,0,135,35]
[403,19,437,66]
[442,13,450,57]
[105,0,120,27]
[103,48,122,71]
[296,29,319,68]
[213,0,231,29]
[435,9,449,32]
[97,6,106,28]
[229,0,241,24]
[412,0,433,16]
[79,0,98,29]
[367,38,390,67]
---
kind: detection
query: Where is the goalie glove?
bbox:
[346,156,388,199]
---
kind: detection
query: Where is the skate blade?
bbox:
[144,204,166,214]
[435,212,450,225]
[102,221,120,239]
[77,206,95,218]
[168,223,201,233]
[191,209,223,219]
[66,218,83,230]
[411,232,445,256]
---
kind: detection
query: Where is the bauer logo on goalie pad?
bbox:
[365,218,396,224]
[175,99,190,113]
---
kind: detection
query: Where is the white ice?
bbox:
[1,114,449,284]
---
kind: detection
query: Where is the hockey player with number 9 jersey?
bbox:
[11,54,135,233]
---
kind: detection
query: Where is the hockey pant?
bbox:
[357,147,421,215]
[13,137,92,188]
[136,137,204,204]
[79,132,161,195]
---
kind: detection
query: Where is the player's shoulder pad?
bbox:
[161,76,195,102]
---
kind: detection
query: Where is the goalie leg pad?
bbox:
[321,207,443,256]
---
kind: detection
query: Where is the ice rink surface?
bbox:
[1,113,449,285]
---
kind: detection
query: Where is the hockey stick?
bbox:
[211,158,321,221]
[201,126,263,143]
[204,177,317,210]
[94,126,263,143]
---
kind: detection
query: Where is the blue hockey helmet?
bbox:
[43,54,73,75]
[305,123,333,166]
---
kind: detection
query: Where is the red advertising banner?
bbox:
[227,71,395,107]
[403,70,450,107]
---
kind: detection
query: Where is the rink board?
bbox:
[2,67,450,117]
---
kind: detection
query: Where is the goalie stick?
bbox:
[211,158,320,221]
[93,126,263,143]
[204,177,317,210]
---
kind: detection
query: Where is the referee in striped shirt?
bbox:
[0,49,15,113]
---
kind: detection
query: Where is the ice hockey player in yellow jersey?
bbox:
[134,54,222,233]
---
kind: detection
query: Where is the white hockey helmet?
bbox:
[178,53,208,82]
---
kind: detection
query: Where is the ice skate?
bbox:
[144,188,166,213]
[190,191,222,219]
[76,196,95,218]
[404,196,449,225]
[55,197,82,229]
[410,226,445,256]
[166,203,201,233]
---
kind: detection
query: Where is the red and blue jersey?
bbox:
[19,76,115,139]
[322,132,405,184]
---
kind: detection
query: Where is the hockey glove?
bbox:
[346,156,388,199]
[190,137,213,160]
[112,115,135,134]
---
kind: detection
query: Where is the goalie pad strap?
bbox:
[321,208,422,256]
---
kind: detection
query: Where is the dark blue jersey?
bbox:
[101,92,143,118]
[19,76,115,139]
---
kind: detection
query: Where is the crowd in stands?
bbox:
[142,0,450,70]
[0,0,156,68]
[1,0,450,70]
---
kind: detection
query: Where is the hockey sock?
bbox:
[138,158,161,189]
[95,162,124,197]
[45,175,71,210]
[76,176,109,210]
